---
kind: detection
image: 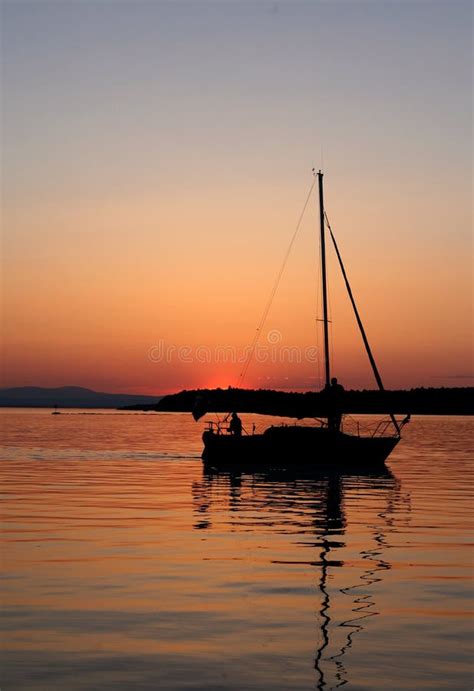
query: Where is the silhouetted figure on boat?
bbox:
[228,412,242,436]
[326,377,345,432]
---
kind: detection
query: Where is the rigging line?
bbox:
[237,176,317,386]
[324,212,400,436]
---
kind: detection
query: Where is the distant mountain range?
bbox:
[0,386,162,409]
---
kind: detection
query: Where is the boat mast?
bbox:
[318,170,331,389]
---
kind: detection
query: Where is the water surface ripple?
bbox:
[1,410,472,689]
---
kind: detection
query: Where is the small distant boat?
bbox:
[201,171,410,470]
[52,404,61,415]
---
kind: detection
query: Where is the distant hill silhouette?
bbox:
[0,386,161,409]
[122,386,473,416]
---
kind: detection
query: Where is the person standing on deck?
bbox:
[327,378,345,432]
[228,412,243,436]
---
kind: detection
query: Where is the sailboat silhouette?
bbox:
[201,172,410,469]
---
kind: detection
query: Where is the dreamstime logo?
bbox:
[266,329,282,344]
[147,330,317,365]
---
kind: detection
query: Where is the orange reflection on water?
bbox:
[1,411,473,690]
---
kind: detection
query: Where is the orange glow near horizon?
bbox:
[3,179,472,394]
[3,176,470,394]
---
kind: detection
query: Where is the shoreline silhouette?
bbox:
[122,386,473,416]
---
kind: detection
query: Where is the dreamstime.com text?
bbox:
[148,330,318,365]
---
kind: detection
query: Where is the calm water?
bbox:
[0,410,472,690]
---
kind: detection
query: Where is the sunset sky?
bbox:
[2,0,472,394]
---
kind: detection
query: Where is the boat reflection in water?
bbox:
[192,461,410,690]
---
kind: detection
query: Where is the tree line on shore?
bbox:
[122,386,473,416]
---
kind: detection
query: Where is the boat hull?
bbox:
[202,425,399,471]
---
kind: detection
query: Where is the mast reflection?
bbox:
[192,466,407,689]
